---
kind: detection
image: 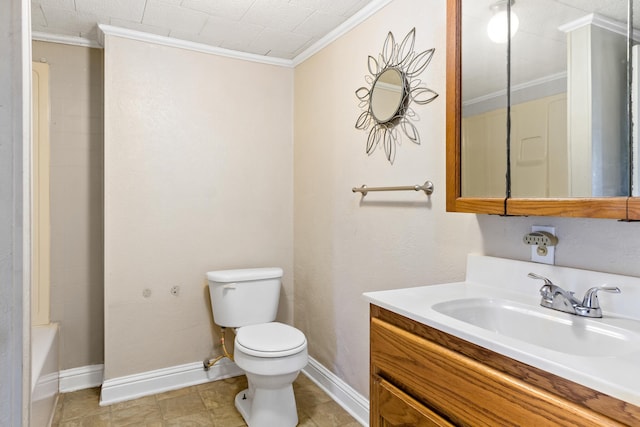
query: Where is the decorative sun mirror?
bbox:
[355,28,439,163]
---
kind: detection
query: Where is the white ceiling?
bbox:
[462,0,636,102]
[31,0,638,84]
[31,0,376,60]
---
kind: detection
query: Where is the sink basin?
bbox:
[364,255,640,406]
[432,298,640,357]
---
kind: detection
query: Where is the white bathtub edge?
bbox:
[31,323,59,427]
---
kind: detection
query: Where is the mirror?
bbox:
[447,0,634,218]
[460,0,509,198]
[370,68,406,123]
[356,28,438,163]
[462,0,631,199]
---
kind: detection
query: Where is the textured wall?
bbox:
[478,215,640,277]
[103,35,294,379]
[293,0,640,399]
[32,41,105,370]
[293,0,484,397]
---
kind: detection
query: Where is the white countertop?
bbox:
[363,255,640,407]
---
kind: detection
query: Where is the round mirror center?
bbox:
[370,68,405,123]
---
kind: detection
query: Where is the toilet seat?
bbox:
[235,322,306,358]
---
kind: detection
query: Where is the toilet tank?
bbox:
[206,267,283,328]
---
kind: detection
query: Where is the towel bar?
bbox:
[352,180,434,197]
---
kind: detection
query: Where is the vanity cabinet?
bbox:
[370,305,640,426]
[372,376,454,426]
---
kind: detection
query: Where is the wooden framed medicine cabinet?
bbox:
[446,0,634,219]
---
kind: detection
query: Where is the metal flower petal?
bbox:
[383,129,396,163]
[381,31,396,67]
[355,111,372,130]
[366,126,382,154]
[406,48,435,77]
[400,119,420,145]
[410,87,439,105]
[355,86,371,101]
[397,28,416,67]
[367,55,380,76]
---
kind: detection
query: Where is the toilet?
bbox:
[206,267,308,427]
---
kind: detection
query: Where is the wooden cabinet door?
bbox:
[371,317,623,426]
[372,375,454,427]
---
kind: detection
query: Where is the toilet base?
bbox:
[234,385,298,427]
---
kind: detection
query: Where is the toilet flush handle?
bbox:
[223,283,237,290]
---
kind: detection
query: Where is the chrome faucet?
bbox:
[527,273,620,318]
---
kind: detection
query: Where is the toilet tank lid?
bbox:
[206,267,283,283]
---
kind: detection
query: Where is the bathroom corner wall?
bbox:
[102,35,294,379]
[293,0,484,397]
[0,0,28,422]
[31,41,105,371]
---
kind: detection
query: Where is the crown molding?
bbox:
[33,0,392,68]
[292,0,393,66]
[463,71,567,107]
[559,13,627,37]
[98,24,294,67]
[32,31,101,48]
[559,13,640,43]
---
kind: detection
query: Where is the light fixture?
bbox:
[487,0,519,44]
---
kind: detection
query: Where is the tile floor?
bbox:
[51,374,361,426]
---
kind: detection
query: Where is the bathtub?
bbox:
[31,323,59,427]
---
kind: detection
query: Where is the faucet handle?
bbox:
[581,285,621,310]
[527,273,555,300]
[527,272,552,283]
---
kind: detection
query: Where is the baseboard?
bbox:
[302,357,369,426]
[62,356,370,423]
[99,358,243,406]
[59,364,104,393]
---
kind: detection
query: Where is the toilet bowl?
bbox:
[206,268,308,427]
[233,322,308,427]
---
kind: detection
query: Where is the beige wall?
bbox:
[294,0,640,399]
[294,0,484,397]
[32,41,104,370]
[103,35,294,379]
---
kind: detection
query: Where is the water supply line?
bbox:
[203,327,234,371]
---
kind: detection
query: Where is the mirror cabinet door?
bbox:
[510,0,630,199]
[630,0,640,218]
[460,0,509,198]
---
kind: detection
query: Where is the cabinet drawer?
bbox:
[371,317,622,426]
[373,375,454,427]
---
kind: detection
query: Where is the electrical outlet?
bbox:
[170,286,180,296]
[530,225,556,265]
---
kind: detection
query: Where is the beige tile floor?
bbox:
[51,374,361,427]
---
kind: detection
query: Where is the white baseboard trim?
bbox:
[59,364,104,393]
[99,358,243,406]
[62,357,370,424]
[302,357,369,427]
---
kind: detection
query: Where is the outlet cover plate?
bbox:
[531,225,555,264]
